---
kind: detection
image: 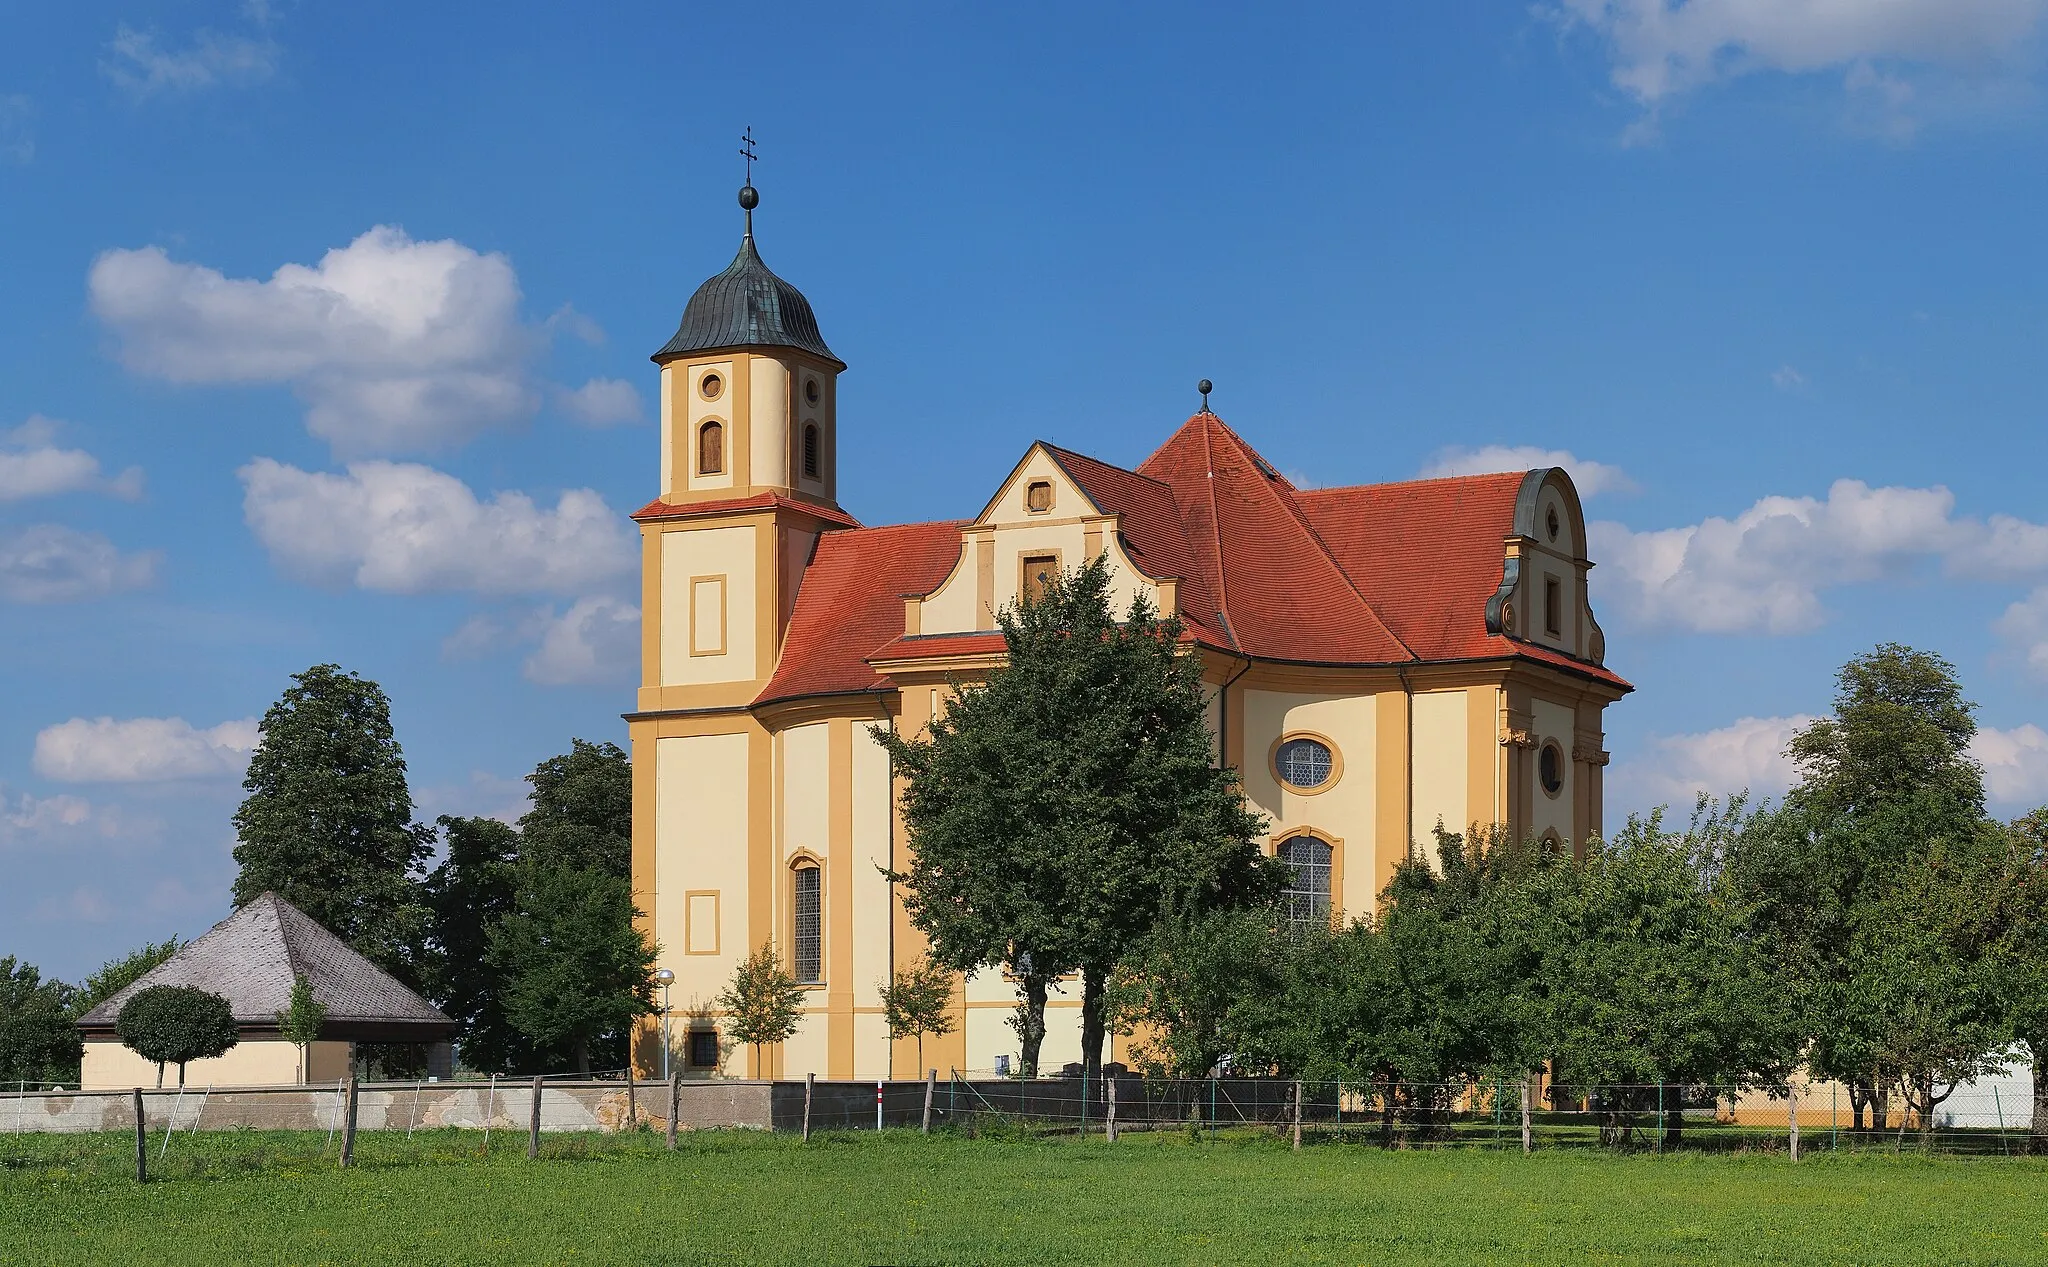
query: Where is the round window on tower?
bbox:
[1273,735,1339,794]
[805,378,820,406]
[1539,742,1565,798]
[700,373,723,401]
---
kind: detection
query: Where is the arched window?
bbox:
[802,424,820,480]
[1539,742,1565,798]
[1278,835,1332,927]
[698,421,724,475]
[792,862,822,983]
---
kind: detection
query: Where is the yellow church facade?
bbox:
[627,186,1630,1082]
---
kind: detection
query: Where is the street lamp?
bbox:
[654,969,675,1080]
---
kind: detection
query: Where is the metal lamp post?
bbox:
[654,968,675,1080]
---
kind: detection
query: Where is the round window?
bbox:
[805,378,820,406]
[1275,737,1335,791]
[1539,743,1564,797]
[700,373,723,401]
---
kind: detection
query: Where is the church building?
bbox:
[628,183,1630,1082]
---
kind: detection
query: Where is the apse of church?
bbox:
[626,180,1631,1082]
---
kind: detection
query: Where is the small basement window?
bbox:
[688,1029,721,1068]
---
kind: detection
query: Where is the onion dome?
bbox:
[652,184,842,368]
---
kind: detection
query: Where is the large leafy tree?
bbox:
[0,959,82,1085]
[1727,644,2005,1131]
[518,739,632,877]
[880,555,1280,1079]
[488,863,657,1075]
[1993,808,2048,1149]
[422,815,530,1074]
[1533,808,1798,1145]
[231,664,432,983]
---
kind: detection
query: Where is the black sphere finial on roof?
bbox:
[1198,379,1213,412]
[739,185,759,211]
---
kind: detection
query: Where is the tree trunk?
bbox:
[2032,1044,2048,1155]
[155,1064,164,1089]
[1869,1082,1889,1133]
[1079,968,1106,1083]
[1662,1083,1683,1146]
[177,1062,187,1089]
[1849,1081,1869,1132]
[1017,975,1048,1079]
[1378,1074,1396,1149]
[574,1039,590,1077]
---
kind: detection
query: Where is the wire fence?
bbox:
[4,1072,2042,1181]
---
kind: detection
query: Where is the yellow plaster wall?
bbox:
[1531,697,1578,843]
[659,525,757,685]
[749,356,791,490]
[781,723,830,866]
[1411,689,1469,848]
[1239,690,1379,918]
[918,539,983,632]
[851,723,893,1013]
[81,1038,349,1090]
[855,1012,892,1081]
[656,732,751,1018]
[963,995,1084,1075]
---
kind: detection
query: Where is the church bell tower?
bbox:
[651,182,845,510]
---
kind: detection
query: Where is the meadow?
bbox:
[3,1128,2045,1265]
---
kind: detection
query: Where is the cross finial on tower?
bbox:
[738,126,760,236]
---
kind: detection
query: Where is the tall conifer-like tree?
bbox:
[518,739,633,877]
[231,665,432,983]
[880,555,1280,1080]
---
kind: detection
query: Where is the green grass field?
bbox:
[4,1128,2046,1265]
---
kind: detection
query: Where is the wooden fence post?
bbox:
[339,1076,359,1169]
[1107,1076,1119,1144]
[1521,1077,1533,1155]
[922,1069,936,1135]
[133,1089,146,1184]
[1789,1086,1800,1163]
[802,1072,814,1143]
[1292,1080,1302,1151]
[528,1076,543,1159]
[666,1073,680,1150]
[627,1061,637,1131]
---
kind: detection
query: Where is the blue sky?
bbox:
[5,0,2048,981]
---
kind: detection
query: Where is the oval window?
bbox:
[1546,506,1560,542]
[700,373,723,401]
[1539,743,1564,797]
[805,378,820,406]
[1275,737,1335,791]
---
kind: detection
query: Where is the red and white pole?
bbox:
[876,1079,884,1131]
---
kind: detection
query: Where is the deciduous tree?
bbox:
[880,555,1279,1080]
[422,815,529,1073]
[0,959,82,1086]
[716,944,806,1078]
[488,863,656,1075]
[879,956,957,1075]
[275,975,328,1084]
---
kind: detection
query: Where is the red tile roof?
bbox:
[751,413,1629,708]
[753,520,966,707]
[633,492,860,528]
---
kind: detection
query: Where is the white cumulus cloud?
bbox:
[238,458,634,596]
[34,716,260,783]
[1419,445,1636,497]
[102,23,280,97]
[0,524,157,603]
[1610,713,1814,812]
[557,377,645,427]
[1555,0,2048,104]
[1592,479,2048,634]
[523,596,640,685]
[0,416,143,501]
[91,226,544,455]
[1973,723,2048,807]
[1995,588,2048,680]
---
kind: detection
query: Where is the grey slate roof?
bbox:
[652,233,843,368]
[76,892,453,1041]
